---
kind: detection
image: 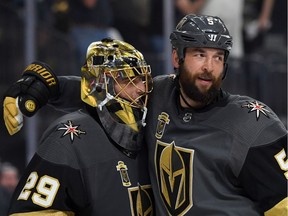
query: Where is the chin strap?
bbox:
[175,76,195,109]
[179,90,195,109]
[141,107,147,127]
[222,63,228,80]
[98,93,114,111]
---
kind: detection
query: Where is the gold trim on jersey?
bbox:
[10,209,75,215]
[128,184,154,216]
[155,140,194,216]
[264,197,288,216]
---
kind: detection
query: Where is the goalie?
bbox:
[6,38,154,215]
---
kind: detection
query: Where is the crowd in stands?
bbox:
[0,2,286,212]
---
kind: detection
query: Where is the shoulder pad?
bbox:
[210,94,287,147]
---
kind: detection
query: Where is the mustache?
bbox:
[197,72,214,81]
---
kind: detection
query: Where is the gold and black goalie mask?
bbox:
[81,38,153,131]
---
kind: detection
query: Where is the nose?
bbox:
[134,77,146,93]
[202,58,213,73]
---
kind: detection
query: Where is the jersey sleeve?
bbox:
[8,140,88,215]
[49,76,83,113]
[238,132,288,215]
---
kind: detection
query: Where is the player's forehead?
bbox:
[186,47,225,55]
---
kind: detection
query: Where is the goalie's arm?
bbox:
[50,75,82,113]
[3,61,82,135]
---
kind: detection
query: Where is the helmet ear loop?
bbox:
[179,46,186,63]
[222,63,228,80]
[173,48,184,74]
[178,58,184,65]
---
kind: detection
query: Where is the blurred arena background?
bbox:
[0,0,286,177]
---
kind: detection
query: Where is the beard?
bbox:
[178,64,222,105]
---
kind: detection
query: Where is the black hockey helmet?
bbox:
[170,14,233,64]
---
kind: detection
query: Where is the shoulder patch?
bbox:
[168,74,176,79]
[57,120,86,142]
[241,101,270,121]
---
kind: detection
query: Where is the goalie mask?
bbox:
[81,38,153,152]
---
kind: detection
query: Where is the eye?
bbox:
[194,53,204,58]
[214,55,224,62]
[116,77,130,86]
[134,76,145,82]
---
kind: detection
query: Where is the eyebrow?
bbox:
[192,48,205,53]
[192,48,225,56]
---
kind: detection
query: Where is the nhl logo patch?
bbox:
[241,101,270,120]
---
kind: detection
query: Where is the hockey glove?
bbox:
[3,61,59,135]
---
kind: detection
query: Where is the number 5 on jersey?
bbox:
[17,171,60,208]
[274,148,288,179]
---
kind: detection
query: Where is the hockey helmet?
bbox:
[81,38,152,111]
[81,38,152,151]
[170,14,233,63]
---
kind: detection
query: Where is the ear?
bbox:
[172,49,180,68]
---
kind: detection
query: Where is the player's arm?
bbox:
[3,61,81,135]
[238,127,288,215]
[3,61,59,135]
[8,141,88,215]
[50,75,82,113]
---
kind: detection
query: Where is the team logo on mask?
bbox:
[155,140,194,216]
[116,161,131,187]
[155,112,170,139]
[57,120,86,142]
[241,101,270,120]
[128,184,154,216]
